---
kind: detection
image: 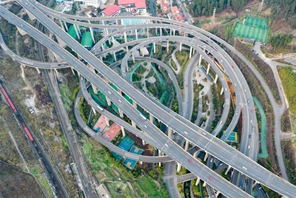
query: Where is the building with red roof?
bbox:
[102,5,121,16]
[171,6,184,22]
[118,0,147,14]
[161,0,170,14]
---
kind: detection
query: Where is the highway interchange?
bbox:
[0,0,295,197]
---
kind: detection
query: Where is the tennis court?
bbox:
[102,123,121,141]
[113,136,135,160]
[123,146,144,169]
[93,115,107,132]
[233,16,269,43]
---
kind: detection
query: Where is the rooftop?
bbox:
[102,4,121,16]
[118,0,146,9]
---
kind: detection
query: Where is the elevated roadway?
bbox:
[2,3,253,197]
[2,1,294,197]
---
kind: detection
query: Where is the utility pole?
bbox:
[211,7,216,25]
[257,0,264,13]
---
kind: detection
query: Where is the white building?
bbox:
[75,0,100,8]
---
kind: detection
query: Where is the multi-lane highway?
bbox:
[1,1,295,197]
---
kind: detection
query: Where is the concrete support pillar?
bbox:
[173,29,175,36]
[159,162,161,167]
[54,68,58,75]
[204,152,209,161]
[63,21,68,31]
[198,54,202,65]
[132,120,136,128]
[252,181,258,188]
[89,27,95,43]
[135,29,138,40]
[59,20,65,30]
[71,67,75,75]
[106,96,111,106]
[113,51,117,62]
[177,163,181,172]
[214,74,218,84]
[195,177,200,186]
[36,68,40,74]
[215,191,220,197]
[193,151,198,158]
[146,28,149,38]
[206,63,210,74]
[92,107,96,115]
[202,182,207,187]
[91,83,97,94]
[189,46,193,58]
[105,28,109,36]
[132,101,137,108]
[120,19,123,25]
[149,113,153,123]
[184,139,189,151]
[142,139,146,145]
[179,42,182,51]
[73,24,80,39]
[101,44,104,51]
[132,53,135,63]
[225,165,232,175]
[168,127,172,139]
[166,40,169,52]
[121,126,126,137]
[160,28,162,36]
[153,42,156,54]
[105,116,110,126]
[119,108,124,118]
[220,87,224,95]
[124,31,127,43]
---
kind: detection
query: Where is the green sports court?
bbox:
[233,16,269,43]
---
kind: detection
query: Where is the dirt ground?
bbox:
[0,160,45,198]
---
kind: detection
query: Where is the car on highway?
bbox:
[231,65,234,68]
[208,176,214,181]
[188,159,193,163]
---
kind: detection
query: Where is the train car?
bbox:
[0,86,17,112]
[22,123,34,141]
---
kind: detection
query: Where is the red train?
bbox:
[21,122,34,141]
[0,82,34,142]
[0,86,17,113]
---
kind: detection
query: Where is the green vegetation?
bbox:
[83,137,169,198]
[188,0,252,17]
[282,140,296,185]
[278,67,296,115]
[269,34,293,53]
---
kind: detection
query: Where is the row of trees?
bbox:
[187,0,252,17]
[269,34,293,52]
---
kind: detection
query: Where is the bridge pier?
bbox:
[166,40,169,52]
[113,51,117,62]
[124,31,127,43]
[189,46,193,58]
[215,191,220,197]
[142,139,146,145]
[36,67,40,74]
[139,161,142,165]
[220,87,224,95]
[225,165,232,175]
[177,163,181,172]
[179,42,182,51]
[105,116,110,126]
[146,28,149,38]
[198,54,202,65]
[92,107,96,115]
[132,53,135,63]
[193,151,198,158]
[149,113,153,123]
[135,29,138,40]
[167,127,172,139]
[202,181,207,187]
[71,67,76,75]
[205,64,210,75]
[153,42,156,53]
[106,96,111,106]
[184,139,189,151]
[195,177,200,185]
[132,120,136,128]
[214,74,218,84]
[91,84,98,94]
[119,108,124,118]
[252,180,258,188]
[121,126,126,137]
[160,28,162,36]
[204,152,209,161]
[73,24,80,39]
[89,27,95,43]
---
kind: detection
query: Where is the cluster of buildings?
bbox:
[102,0,147,17]
[159,0,184,22]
